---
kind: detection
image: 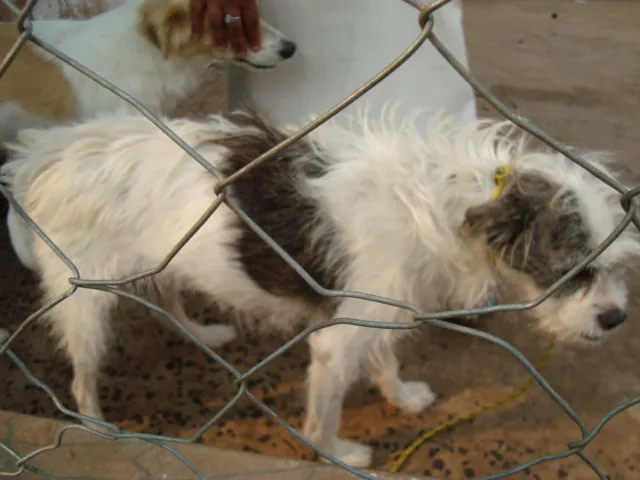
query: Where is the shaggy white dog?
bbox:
[1,109,638,467]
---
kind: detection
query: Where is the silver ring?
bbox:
[224,13,242,24]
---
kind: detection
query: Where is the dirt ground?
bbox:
[2,1,640,479]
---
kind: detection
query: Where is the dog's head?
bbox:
[138,0,296,68]
[462,156,640,343]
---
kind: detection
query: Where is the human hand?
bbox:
[190,0,261,57]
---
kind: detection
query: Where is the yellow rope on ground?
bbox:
[390,338,557,473]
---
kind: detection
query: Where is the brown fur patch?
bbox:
[0,25,77,122]
[217,112,343,308]
[137,0,216,59]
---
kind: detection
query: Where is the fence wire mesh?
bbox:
[0,0,638,479]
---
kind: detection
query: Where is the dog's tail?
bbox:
[0,103,53,212]
[0,103,53,164]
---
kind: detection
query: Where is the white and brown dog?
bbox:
[1,108,638,467]
[0,0,296,123]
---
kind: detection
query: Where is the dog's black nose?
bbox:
[279,40,297,60]
[597,308,627,331]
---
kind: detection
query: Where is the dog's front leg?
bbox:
[367,340,436,414]
[303,319,375,468]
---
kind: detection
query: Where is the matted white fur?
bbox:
[1,108,639,467]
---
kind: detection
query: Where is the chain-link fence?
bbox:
[0,0,638,479]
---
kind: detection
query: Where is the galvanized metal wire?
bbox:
[0,0,638,479]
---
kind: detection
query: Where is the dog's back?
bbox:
[0,112,230,251]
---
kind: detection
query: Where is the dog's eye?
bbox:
[553,266,597,296]
[571,266,597,284]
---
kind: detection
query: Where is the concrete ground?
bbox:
[0,411,433,480]
[1,1,640,479]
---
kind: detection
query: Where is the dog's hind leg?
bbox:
[302,322,374,468]
[367,340,436,414]
[47,287,117,430]
[39,249,118,432]
[148,288,237,349]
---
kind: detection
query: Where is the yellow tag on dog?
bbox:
[492,164,510,199]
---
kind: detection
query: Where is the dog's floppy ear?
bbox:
[139,1,190,59]
[462,172,554,254]
[463,195,534,253]
[159,5,189,58]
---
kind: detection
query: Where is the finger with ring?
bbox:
[224,13,242,24]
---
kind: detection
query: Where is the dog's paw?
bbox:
[321,438,373,468]
[196,324,237,348]
[395,381,436,414]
